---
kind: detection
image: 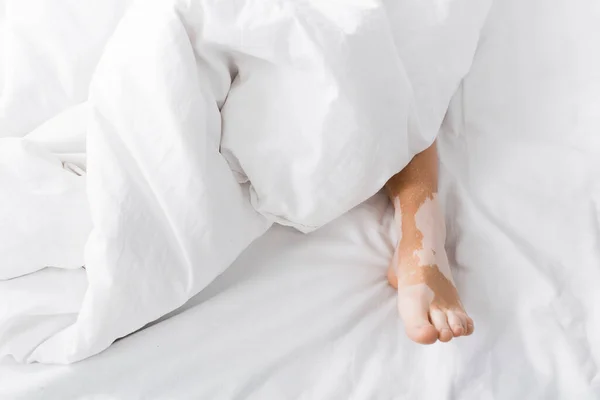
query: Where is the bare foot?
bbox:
[387,196,474,344]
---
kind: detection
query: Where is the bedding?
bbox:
[2,195,410,399]
[0,0,491,364]
[1,0,600,398]
[0,0,132,137]
[1,184,599,399]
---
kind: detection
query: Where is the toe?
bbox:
[397,286,438,345]
[447,311,465,337]
[430,308,453,342]
[465,316,475,336]
[406,325,439,345]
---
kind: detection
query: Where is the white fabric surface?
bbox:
[0,104,90,280]
[1,0,600,397]
[0,0,132,137]
[0,1,6,96]
[6,196,409,400]
[0,0,490,364]
[0,138,90,280]
[1,179,599,399]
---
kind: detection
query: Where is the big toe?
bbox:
[405,324,439,345]
[397,286,438,345]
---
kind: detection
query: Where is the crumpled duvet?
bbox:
[0,0,490,363]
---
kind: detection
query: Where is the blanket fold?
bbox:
[0,0,491,363]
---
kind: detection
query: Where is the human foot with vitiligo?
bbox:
[385,141,474,344]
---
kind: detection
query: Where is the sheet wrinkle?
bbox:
[590,198,600,249]
[550,309,598,384]
[460,178,560,284]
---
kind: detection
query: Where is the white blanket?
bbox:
[0,0,490,363]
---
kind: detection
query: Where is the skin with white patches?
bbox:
[413,195,453,282]
[397,284,435,320]
[393,197,402,236]
[385,141,474,344]
[397,284,435,303]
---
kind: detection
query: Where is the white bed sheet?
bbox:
[1,180,599,399]
[0,194,401,400]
